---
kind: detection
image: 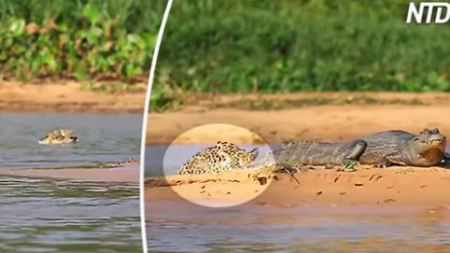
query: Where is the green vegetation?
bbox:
[0,0,167,83]
[2,0,449,108]
[343,161,358,172]
[153,0,450,107]
[213,96,426,111]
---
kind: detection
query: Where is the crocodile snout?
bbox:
[424,136,446,152]
[426,139,443,144]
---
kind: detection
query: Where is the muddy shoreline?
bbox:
[0,81,146,113]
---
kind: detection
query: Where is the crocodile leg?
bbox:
[364,156,391,168]
[384,153,408,166]
[336,140,366,171]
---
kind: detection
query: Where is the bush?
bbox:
[154,0,450,93]
[0,0,167,82]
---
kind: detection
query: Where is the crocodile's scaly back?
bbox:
[273,140,367,165]
[251,139,367,169]
[358,130,413,166]
[251,128,447,170]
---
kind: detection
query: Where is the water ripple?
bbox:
[0,176,141,253]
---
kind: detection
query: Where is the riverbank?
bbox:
[0,81,146,113]
[0,165,139,182]
[146,92,450,144]
[145,166,450,208]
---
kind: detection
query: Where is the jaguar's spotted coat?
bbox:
[177,141,259,175]
[39,129,79,145]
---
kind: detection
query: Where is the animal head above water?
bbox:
[39,129,79,145]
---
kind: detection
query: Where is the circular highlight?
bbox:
[163,123,274,208]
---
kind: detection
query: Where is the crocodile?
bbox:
[250,128,447,170]
[359,128,446,167]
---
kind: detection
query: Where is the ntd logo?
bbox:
[406,2,450,24]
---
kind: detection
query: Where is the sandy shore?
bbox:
[145,92,450,209]
[146,166,450,208]
[146,92,450,144]
[0,81,146,113]
[0,165,139,183]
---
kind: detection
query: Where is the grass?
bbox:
[147,92,428,112]
[150,0,450,110]
[212,96,426,111]
[80,81,145,94]
[2,0,449,104]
